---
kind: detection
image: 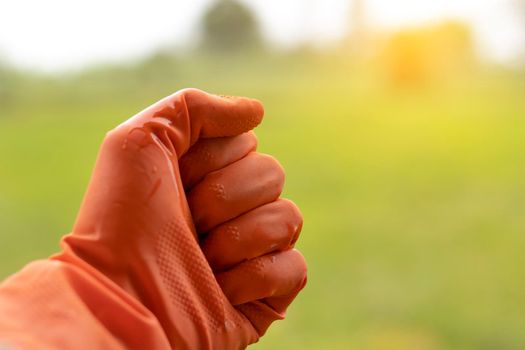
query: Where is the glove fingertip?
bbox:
[201,96,264,138]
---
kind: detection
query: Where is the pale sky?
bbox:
[0,0,523,72]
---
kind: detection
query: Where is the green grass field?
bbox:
[1,56,525,349]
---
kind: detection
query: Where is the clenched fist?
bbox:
[0,89,307,350]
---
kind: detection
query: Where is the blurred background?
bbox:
[1,0,525,349]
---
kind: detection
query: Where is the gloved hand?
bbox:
[47,88,307,349]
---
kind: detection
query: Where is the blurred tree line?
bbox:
[0,0,523,113]
[200,0,263,52]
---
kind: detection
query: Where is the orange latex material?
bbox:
[0,89,307,349]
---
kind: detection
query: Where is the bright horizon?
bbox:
[0,0,523,72]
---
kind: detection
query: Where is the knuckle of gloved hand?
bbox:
[179,87,206,98]
[105,126,125,142]
[102,126,130,150]
[244,131,259,150]
[280,199,303,246]
[288,249,308,290]
[179,88,207,111]
[255,153,285,191]
[104,124,154,153]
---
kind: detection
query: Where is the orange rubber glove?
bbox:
[0,89,307,349]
